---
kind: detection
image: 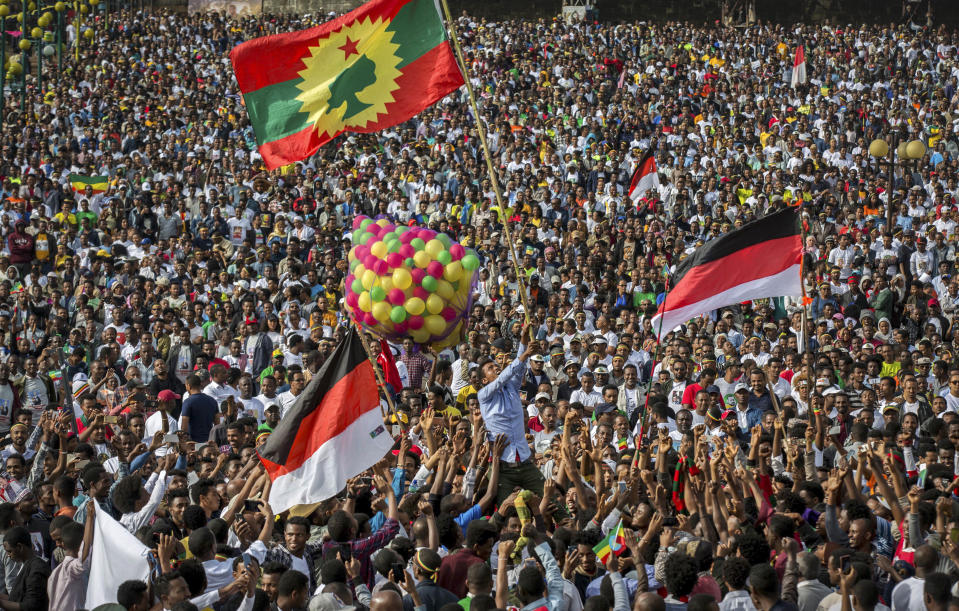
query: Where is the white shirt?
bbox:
[891,576,925,611]
[202,557,235,593]
[143,412,178,456]
[203,381,239,405]
[277,391,301,417]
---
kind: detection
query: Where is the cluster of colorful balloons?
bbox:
[344,216,481,348]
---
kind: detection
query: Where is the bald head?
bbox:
[635,592,666,611]
[371,590,404,611]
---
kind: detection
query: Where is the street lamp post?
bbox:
[869,130,927,231]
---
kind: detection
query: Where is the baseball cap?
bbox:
[534,392,551,402]
[530,354,545,363]
[158,389,181,401]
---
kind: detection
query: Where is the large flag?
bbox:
[230,0,465,170]
[790,45,806,88]
[258,327,393,513]
[85,502,152,609]
[651,207,803,333]
[69,174,109,194]
[627,150,660,203]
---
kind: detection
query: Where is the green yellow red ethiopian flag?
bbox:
[229,0,464,170]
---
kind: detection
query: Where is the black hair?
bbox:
[722,557,750,590]
[688,594,719,611]
[112,475,145,514]
[155,571,184,601]
[469,594,497,611]
[326,510,353,542]
[853,580,879,609]
[188,527,216,559]
[664,552,698,598]
[4,526,30,550]
[584,597,610,611]
[320,558,347,585]
[178,559,207,596]
[465,519,498,548]
[59,521,84,551]
[925,572,953,606]
[748,564,780,599]
[190,478,216,504]
[517,566,546,601]
[183,505,208,531]
[734,529,771,566]
[117,579,149,608]
[278,569,309,596]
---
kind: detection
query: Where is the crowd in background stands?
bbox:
[0,7,958,611]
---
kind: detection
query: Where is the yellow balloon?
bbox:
[425,239,445,258]
[348,246,359,261]
[436,280,455,301]
[358,292,372,313]
[413,251,431,269]
[443,261,463,282]
[411,329,430,344]
[380,276,393,292]
[376,218,390,227]
[354,264,366,277]
[370,240,388,259]
[392,267,413,290]
[372,302,391,323]
[433,321,463,350]
[424,314,446,336]
[405,297,426,316]
[426,294,444,315]
[361,269,377,291]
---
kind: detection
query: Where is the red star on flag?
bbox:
[339,36,359,59]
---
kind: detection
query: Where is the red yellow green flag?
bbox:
[69,174,109,194]
[229,0,464,170]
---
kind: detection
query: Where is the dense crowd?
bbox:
[0,6,959,611]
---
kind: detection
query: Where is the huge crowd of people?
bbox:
[0,6,958,611]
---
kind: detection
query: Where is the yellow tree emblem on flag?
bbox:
[295,16,403,139]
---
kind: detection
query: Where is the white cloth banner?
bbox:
[84,502,152,609]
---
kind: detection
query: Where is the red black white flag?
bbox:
[628,150,660,203]
[259,327,392,513]
[651,207,803,332]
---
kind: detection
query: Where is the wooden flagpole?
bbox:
[438,0,530,323]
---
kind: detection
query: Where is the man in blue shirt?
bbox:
[746,368,775,430]
[477,324,544,502]
[179,374,219,443]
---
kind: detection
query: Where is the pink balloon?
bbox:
[426,261,444,278]
[352,216,366,230]
[420,229,436,241]
[345,292,359,308]
[387,253,404,268]
[354,244,369,260]
[399,244,415,258]
[441,307,458,322]
[363,254,376,269]
[413,286,429,300]
[388,289,406,305]
[344,273,354,287]
[411,268,426,284]
[374,260,389,275]
[449,244,465,260]
[407,315,424,330]
[382,223,396,234]
[399,231,414,244]
[364,312,378,326]
[393,320,408,334]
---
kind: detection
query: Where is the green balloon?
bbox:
[351,278,364,294]
[381,232,397,243]
[437,233,452,248]
[404,257,415,267]
[349,259,361,272]
[360,218,374,230]
[410,238,426,250]
[359,231,375,245]
[352,229,363,243]
[394,226,409,235]
[390,306,407,323]
[437,251,452,265]
[370,286,386,301]
[461,254,479,271]
[387,240,401,254]
[422,275,438,292]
